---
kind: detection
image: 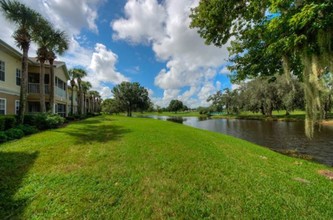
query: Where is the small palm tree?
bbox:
[47,29,69,113]
[81,81,92,115]
[0,0,40,123]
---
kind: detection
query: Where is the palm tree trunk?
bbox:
[49,58,55,113]
[83,93,86,115]
[39,61,46,112]
[18,45,29,124]
[71,88,74,115]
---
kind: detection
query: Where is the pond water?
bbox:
[145,115,333,166]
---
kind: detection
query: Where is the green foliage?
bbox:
[5,128,24,140]
[0,118,5,131]
[23,113,64,130]
[16,124,38,135]
[190,0,333,137]
[0,131,7,143]
[112,82,151,117]
[0,116,17,131]
[168,100,184,113]
[102,98,122,114]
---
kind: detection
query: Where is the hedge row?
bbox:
[0,113,65,144]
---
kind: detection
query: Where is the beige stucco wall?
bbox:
[0,47,21,96]
[0,92,20,115]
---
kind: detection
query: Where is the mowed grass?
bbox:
[0,115,333,219]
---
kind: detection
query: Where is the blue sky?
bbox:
[0,0,232,107]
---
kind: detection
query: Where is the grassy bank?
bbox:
[0,115,332,219]
[134,111,202,117]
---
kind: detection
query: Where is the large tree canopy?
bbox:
[112,82,150,117]
[168,100,184,113]
[191,0,333,138]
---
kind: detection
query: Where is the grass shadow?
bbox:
[57,120,131,145]
[0,151,39,219]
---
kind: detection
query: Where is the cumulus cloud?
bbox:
[220,66,231,75]
[0,0,103,68]
[112,0,166,44]
[112,0,229,107]
[87,43,129,89]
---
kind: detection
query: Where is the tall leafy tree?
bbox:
[168,100,184,113]
[191,0,333,138]
[112,82,150,117]
[0,0,40,123]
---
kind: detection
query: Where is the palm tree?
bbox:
[89,90,100,113]
[0,0,40,123]
[88,91,94,113]
[68,69,77,115]
[81,81,92,115]
[47,29,69,113]
[68,68,87,115]
[32,18,53,113]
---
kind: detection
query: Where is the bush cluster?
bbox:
[24,113,65,130]
[0,116,17,131]
[0,113,65,144]
[1,112,98,144]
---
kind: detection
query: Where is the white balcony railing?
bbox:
[56,87,66,98]
[28,83,50,94]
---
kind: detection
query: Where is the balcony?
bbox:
[56,87,66,98]
[28,83,50,94]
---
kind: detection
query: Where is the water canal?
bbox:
[145,115,333,166]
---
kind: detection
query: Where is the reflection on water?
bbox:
[145,115,333,166]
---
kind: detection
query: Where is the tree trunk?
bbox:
[83,93,86,115]
[49,58,55,113]
[71,87,74,115]
[39,61,46,112]
[18,45,29,124]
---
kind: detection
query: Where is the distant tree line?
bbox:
[201,74,331,117]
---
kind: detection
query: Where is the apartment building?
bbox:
[0,39,70,116]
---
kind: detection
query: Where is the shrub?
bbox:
[23,114,35,126]
[0,118,5,131]
[23,113,65,130]
[5,128,24,140]
[4,116,16,130]
[16,124,39,135]
[45,114,65,129]
[0,131,7,143]
[0,116,16,131]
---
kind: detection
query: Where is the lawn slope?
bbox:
[0,115,332,219]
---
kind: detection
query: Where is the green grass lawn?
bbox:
[1,115,333,219]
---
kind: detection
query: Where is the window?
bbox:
[0,60,5,81]
[0,98,6,115]
[15,100,20,115]
[16,69,21,85]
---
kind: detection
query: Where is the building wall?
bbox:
[1,40,70,116]
[0,45,21,115]
[0,46,21,95]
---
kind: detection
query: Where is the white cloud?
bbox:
[112,0,166,44]
[87,43,129,89]
[0,0,103,68]
[100,86,113,100]
[112,0,229,107]
[220,66,230,75]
